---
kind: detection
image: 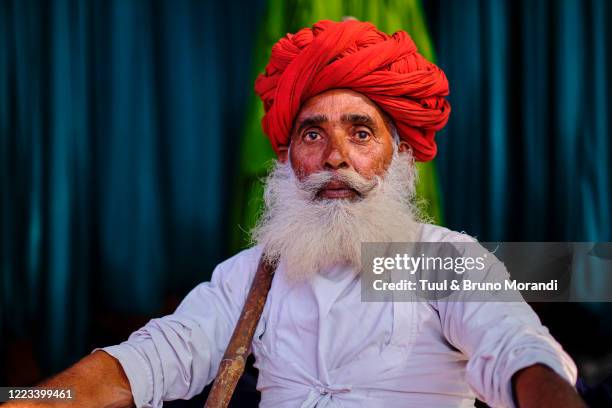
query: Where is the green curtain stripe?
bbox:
[230,0,444,252]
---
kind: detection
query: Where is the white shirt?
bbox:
[102,224,577,408]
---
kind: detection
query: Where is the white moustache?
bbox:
[252,149,425,282]
[299,169,380,200]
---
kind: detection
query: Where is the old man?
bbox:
[7,20,585,408]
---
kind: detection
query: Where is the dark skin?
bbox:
[2,89,586,408]
[278,89,410,199]
[513,364,587,408]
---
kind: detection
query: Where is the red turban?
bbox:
[254,20,451,162]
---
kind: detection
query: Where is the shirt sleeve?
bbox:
[432,237,578,408]
[96,247,261,408]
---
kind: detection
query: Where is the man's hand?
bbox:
[512,364,587,408]
[2,351,133,408]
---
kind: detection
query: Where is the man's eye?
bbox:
[355,130,371,141]
[304,131,321,141]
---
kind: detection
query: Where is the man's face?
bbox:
[278,89,407,200]
[256,89,420,280]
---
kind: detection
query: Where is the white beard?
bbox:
[251,150,424,282]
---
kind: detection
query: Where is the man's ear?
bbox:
[278,145,289,163]
[398,140,412,154]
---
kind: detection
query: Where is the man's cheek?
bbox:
[292,161,319,181]
[296,157,326,177]
[353,158,387,179]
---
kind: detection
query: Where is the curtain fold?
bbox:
[428,0,611,242]
[0,0,265,373]
[426,0,612,364]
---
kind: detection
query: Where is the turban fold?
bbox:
[254,20,451,162]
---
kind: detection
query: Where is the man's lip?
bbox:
[317,180,359,199]
[324,180,351,190]
[320,188,356,198]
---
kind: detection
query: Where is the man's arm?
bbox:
[431,237,583,407]
[512,364,586,408]
[437,293,586,407]
[3,248,260,408]
[2,351,132,408]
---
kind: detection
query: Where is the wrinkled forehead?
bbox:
[291,89,399,141]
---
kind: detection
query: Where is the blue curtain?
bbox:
[426,0,611,242]
[0,0,265,372]
[424,2,612,387]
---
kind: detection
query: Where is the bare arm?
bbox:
[3,251,260,408]
[513,364,586,408]
[2,351,133,408]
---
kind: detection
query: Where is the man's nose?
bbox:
[323,135,350,170]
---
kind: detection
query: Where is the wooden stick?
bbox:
[204,256,278,408]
